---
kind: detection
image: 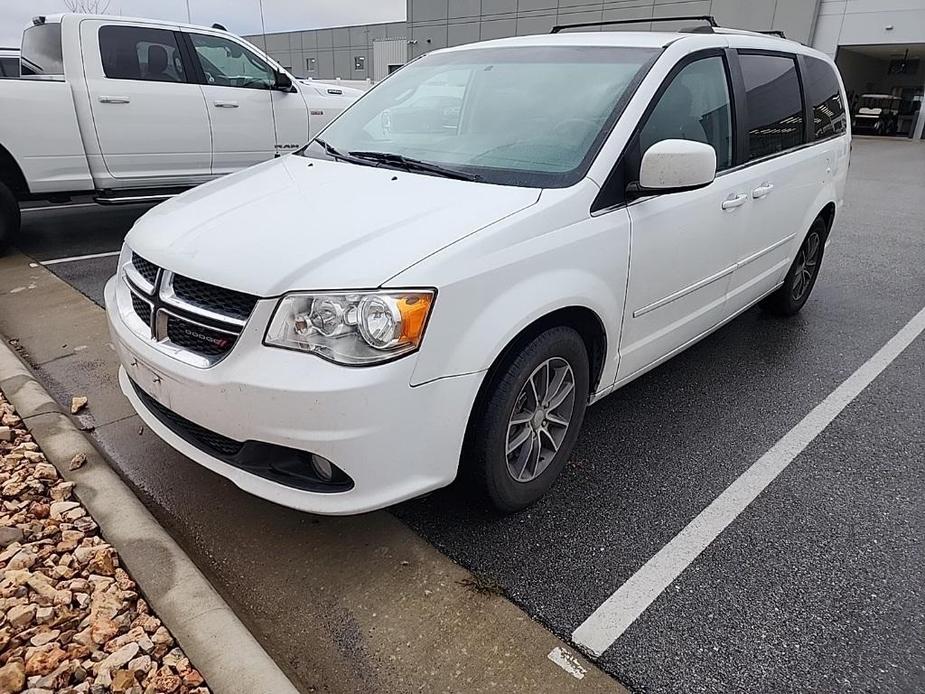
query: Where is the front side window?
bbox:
[100,26,187,82]
[803,56,846,140]
[189,33,274,90]
[739,53,804,161]
[638,56,733,171]
[21,23,64,76]
[304,46,659,188]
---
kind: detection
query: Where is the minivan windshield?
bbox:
[301,45,659,187]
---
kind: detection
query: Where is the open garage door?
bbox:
[836,44,925,138]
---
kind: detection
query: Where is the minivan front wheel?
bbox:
[466,327,590,513]
[762,217,827,316]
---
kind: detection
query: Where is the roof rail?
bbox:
[759,29,787,38]
[551,15,717,34]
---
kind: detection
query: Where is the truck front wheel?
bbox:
[0,182,20,255]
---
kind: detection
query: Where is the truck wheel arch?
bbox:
[0,144,29,197]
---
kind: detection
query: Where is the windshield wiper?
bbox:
[312,138,376,167]
[348,151,480,182]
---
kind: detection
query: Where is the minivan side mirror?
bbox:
[273,70,294,92]
[628,139,717,198]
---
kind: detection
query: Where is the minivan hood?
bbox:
[126,156,540,296]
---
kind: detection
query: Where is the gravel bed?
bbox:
[0,395,210,694]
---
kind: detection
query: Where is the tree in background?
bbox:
[63,0,113,12]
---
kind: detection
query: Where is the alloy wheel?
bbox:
[791,230,822,302]
[505,357,576,483]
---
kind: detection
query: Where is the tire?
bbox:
[762,217,827,316]
[465,327,590,513]
[0,182,20,256]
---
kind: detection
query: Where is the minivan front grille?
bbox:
[121,253,259,366]
[165,314,237,357]
[172,274,259,322]
[131,253,159,286]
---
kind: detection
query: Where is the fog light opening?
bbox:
[311,454,335,482]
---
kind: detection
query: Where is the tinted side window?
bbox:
[189,34,274,90]
[739,53,804,161]
[803,56,846,140]
[21,24,64,76]
[639,56,733,171]
[0,57,18,78]
[100,26,187,82]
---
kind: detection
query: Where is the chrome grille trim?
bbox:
[159,271,247,329]
[117,254,258,368]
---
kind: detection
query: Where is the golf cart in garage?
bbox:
[852,94,901,135]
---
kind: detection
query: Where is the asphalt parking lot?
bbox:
[9,138,925,692]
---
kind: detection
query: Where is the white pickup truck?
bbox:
[0,14,362,252]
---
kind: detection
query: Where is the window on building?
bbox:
[100,26,187,82]
[354,55,366,71]
[306,57,316,73]
[639,56,733,171]
[803,56,846,140]
[189,33,275,90]
[739,53,804,160]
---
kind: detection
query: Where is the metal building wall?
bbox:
[407,0,822,59]
[245,21,407,80]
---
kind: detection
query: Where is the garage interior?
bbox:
[836,43,925,138]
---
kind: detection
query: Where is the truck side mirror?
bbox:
[273,71,294,92]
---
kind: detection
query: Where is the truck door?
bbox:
[82,20,212,180]
[182,31,279,174]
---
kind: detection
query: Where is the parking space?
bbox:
[9,138,924,692]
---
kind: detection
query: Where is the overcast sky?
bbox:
[0,0,405,46]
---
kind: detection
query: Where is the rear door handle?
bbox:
[99,96,130,104]
[214,100,239,108]
[752,182,774,199]
[721,193,748,210]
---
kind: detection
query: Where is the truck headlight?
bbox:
[264,290,435,365]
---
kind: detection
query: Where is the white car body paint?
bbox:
[105,30,851,514]
[0,14,360,197]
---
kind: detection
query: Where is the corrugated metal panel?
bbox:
[373,38,408,82]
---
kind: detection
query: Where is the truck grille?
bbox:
[123,253,259,366]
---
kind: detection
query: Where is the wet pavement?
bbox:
[10,138,925,693]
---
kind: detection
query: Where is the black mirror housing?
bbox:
[273,71,294,92]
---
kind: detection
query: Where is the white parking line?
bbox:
[570,305,925,658]
[40,251,121,266]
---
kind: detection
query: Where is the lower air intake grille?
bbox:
[133,383,243,457]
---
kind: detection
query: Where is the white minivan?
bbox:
[105,24,850,515]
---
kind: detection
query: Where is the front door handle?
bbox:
[99,96,130,104]
[721,193,748,210]
[214,100,239,108]
[752,182,774,199]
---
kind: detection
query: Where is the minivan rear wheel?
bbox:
[466,327,589,513]
[762,217,827,316]
[0,182,20,256]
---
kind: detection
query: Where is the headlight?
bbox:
[264,290,435,365]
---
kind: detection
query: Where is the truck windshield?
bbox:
[21,23,64,77]
[302,45,659,188]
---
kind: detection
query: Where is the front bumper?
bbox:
[105,276,483,515]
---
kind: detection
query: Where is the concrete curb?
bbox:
[0,339,300,694]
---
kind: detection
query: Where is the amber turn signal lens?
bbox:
[397,294,434,346]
